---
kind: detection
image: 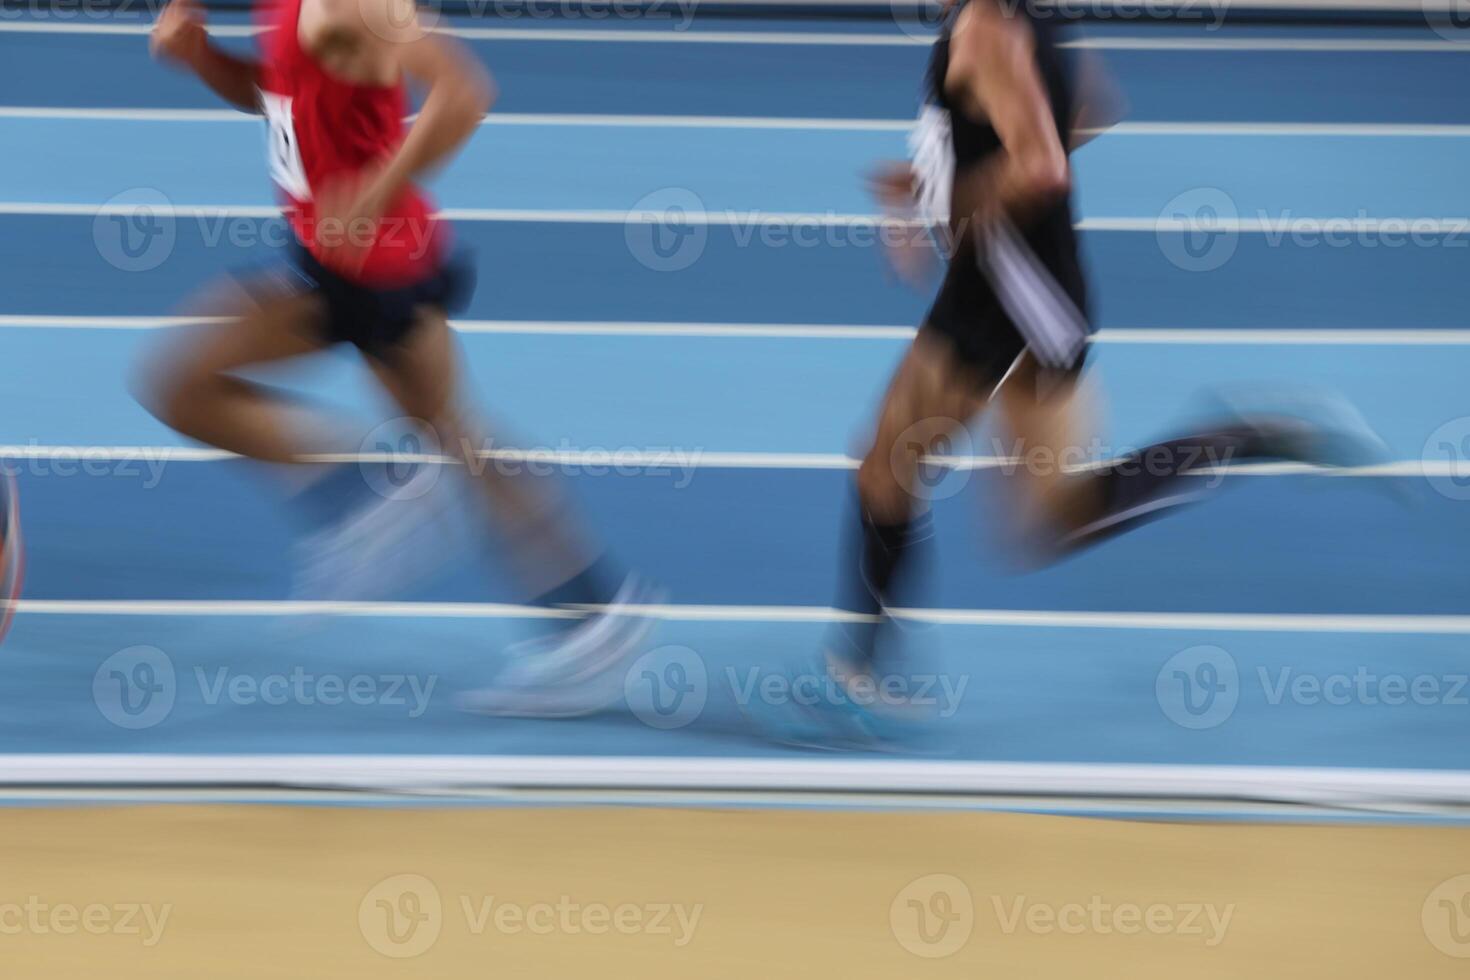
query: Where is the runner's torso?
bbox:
[912,0,1085,314]
[256,0,445,284]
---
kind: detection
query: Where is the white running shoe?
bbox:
[291,462,465,602]
[456,574,663,719]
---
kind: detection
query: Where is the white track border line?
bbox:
[2,786,1464,819]
[1063,37,1470,51]
[7,599,1470,633]
[0,756,1463,807]
[0,443,1457,479]
[7,109,1470,137]
[5,19,1470,50]
[6,203,1470,232]
[0,107,919,129]
[8,108,1470,140]
[8,317,1470,345]
[1095,216,1470,233]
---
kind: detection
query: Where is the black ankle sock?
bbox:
[1064,425,1272,552]
[532,554,624,609]
[830,497,933,670]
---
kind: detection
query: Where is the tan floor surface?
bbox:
[0,804,1466,977]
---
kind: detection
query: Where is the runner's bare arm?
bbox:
[150,0,263,113]
[378,34,496,198]
[945,0,1070,225]
[309,0,494,210]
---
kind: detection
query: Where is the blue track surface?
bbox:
[10,118,1470,217]
[8,215,1470,328]
[1,14,1467,792]
[6,25,1470,123]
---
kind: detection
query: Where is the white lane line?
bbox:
[0,22,262,36]
[6,108,1470,137]
[0,755,1463,806]
[483,112,913,130]
[1101,122,1470,138]
[1097,327,1470,345]
[7,203,1470,232]
[450,320,919,338]
[0,107,258,121]
[447,323,1470,345]
[0,202,283,218]
[439,26,929,44]
[1090,216,1470,233]
[6,18,1470,51]
[8,599,584,619]
[7,599,1470,633]
[0,106,913,129]
[0,445,856,469]
[0,315,220,329]
[0,203,891,223]
[0,443,1455,479]
[1064,36,1470,51]
[7,316,1470,346]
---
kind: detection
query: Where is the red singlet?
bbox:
[256,0,445,285]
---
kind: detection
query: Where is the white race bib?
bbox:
[261,90,311,201]
[908,103,954,228]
